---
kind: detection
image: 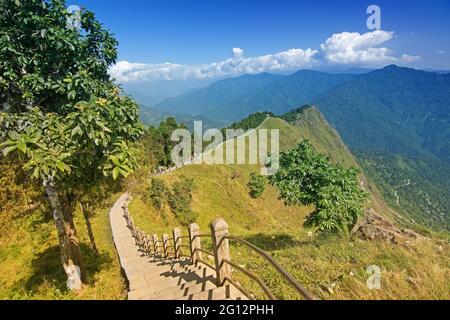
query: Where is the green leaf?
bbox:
[2,145,17,156]
[112,167,120,180]
[17,142,27,154]
[56,161,65,172]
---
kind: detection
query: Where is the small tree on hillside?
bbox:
[168,177,197,225]
[269,140,367,232]
[148,178,169,211]
[247,172,266,198]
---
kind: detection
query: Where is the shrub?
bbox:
[148,178,169,211]
[270,140,367,232]
[247,172,267,198]
[168,177,197,225]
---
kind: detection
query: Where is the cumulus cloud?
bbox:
[110,47,318,82]
[320,30,420,67]
[110,30,421,82]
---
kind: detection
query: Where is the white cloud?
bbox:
[320,30,420,67]
[110,30,421,82]
[110,48,318,82]
[437,50,447,55]
[400,54,421,64]
[232,47,244,60]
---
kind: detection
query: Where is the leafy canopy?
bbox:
[168,177,197,226]
[0,0,144,187]
[270,140,367,232]
[1,91,143,185]
[148,177,169,211]
[0,0,118,113]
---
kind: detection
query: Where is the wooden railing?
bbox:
[121,204,315,300]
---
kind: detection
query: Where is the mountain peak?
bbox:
[382,64,402,70]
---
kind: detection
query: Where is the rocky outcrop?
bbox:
[352,210,423,244]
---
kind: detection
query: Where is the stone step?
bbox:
[128,267,216,300]
[128,259,193,275]
[128,263,216,295]
[130,262,214,283]
[150,280,217,300]
[176,284,243,301]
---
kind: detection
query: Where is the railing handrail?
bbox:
[223,235,314,300]
[223,259,276,300]
[122,203,315,300]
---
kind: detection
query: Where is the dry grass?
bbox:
[0,192,127,300]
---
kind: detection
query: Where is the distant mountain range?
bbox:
[140,65,450,229]
[154,70,356,124]
[152,65,450,165]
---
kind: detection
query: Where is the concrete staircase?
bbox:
[110,193,247,300]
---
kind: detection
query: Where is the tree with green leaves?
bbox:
[270,140,367,232]
[0,0,143,289]
[168,177,197,226]
[247,172,266,199]
[148,177,169,211]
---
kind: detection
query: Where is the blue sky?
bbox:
[73,0,450,82]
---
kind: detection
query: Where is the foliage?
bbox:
[247,172,266,198]
[168,177,196,225]
[281,105,313,123]
[139,117,187,168]
[148,178,169,211]
[0,0,118,114]
[0,0,144,187]
[270,140,367,232]
[1,92,143,186]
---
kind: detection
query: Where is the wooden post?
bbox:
[152,234,159,256]
[173,228,182,258]
[135,228,141,247]
[211,218,232,286]
[162,233,169,258]
[188,223,202,265]
[144,234,151,256]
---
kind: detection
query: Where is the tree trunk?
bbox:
[61,194,87,283]
[43,179,82,290]
[80,202,99,255]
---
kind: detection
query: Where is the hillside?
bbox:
[127,112,450,300]
[311,66,450,230]
[313,65,450,164]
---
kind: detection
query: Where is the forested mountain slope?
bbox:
[312,66,450,230]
